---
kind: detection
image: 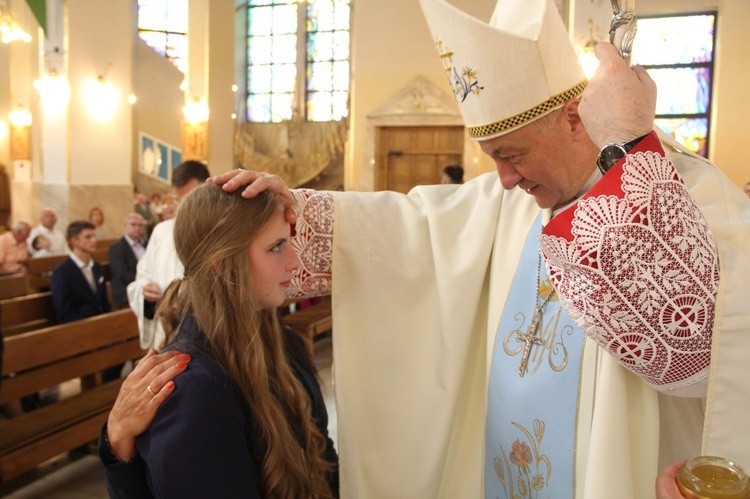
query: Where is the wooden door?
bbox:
[375,126,464,193]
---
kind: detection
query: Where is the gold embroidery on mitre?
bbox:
[469,81,588,139]
[434,37,484,103]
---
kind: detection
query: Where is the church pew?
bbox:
[96,238,118,250]
[2,273,113,337]
[280,296,333,355]
[0,275,27,300]
[25,255,67,292]
[0,292,56,337]
[0,309,143,484]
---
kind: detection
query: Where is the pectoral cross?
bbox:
[516,308,545,376]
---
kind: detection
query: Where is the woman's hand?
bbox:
[210,169,297,224]
[106,349,190,461]
[656,459,689,499]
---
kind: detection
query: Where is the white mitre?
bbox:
[419,0,587,140]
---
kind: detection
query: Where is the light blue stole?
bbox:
[485,215,586,499]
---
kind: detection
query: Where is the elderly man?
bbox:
[108,213,146,308]
[0,222,31,275]
[28,207,67,257]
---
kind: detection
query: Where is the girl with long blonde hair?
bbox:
[101,182,337,498]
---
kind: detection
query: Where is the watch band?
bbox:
[596,134,649,174]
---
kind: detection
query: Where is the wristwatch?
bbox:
[596,135,647,174]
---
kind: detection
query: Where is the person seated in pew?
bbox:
[89,206,109,240]
[51,221,121,383]
[0,221,30,275]
[51,221,111,322]
[99,183,338,498]
[31,233,52,257]
[28,207,67,257]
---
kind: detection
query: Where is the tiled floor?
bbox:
[0,336,336,498]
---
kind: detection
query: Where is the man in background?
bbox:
[128,160,210,349]
[0,221,30,275]
[51,220,119,381]
[441,164,464,184]
[108,213,146,309]
[133,192,156,238]
[28,207,67,256]
[51,221,111,322]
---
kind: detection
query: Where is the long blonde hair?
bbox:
[158,183,333,498]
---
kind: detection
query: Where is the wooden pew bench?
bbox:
[280,296,333,355]
[0,274,27,300]
[0,292,56,337]
[96,238,118,251]
[0,309,143,484]
[24,255,67,293]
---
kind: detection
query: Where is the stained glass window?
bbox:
[247,0,298,122]
[632,13,716,157]
[137,0,188,73]
[306,1,350,122]
[246,0,350,123]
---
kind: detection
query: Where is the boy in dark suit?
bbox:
[108,213,145,308]
[51,220,119,381]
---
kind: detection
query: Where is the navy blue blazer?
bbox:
[108,237,139,306]
[50,256,111,323]
[99,318,339,498]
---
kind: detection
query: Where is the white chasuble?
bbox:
[325,132,750,498]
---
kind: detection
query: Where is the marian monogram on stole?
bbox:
[502,281,576,376]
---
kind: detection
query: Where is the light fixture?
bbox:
[128,94,137,105]
[34,70,71,116]
[182,99,209,161]
[84,74,121,122]
[8,106,32,127]
[8,105,31,160]
[183,100,209,125]
[578,19,600,79]
[0,1,31,44]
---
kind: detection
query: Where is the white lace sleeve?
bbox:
[540,138,718,393]
[287,189,334,299]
